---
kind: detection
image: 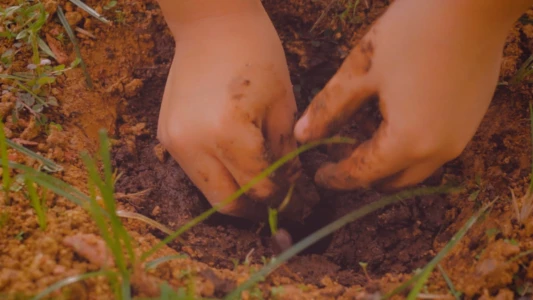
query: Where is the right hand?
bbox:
[295,0,516,191]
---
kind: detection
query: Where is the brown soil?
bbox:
[2,0,533,299]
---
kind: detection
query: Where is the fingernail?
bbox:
[294,115,309,142]
[314,163,334,187]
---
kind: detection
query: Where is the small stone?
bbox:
[43,0,58,15]
[3,126,12,138]
[124,79,144,97]
[151,205,161,217]
[20,117,41,141]
[0,102,13,120]
[153,143,167,163]
[65,11,83,27]
[64,2,73,12]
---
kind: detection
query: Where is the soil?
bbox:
[2,0,533,299]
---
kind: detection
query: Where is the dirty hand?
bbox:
[156,0,301,219]
[295,0,532,191]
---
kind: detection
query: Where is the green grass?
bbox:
[25,177,47,230]
[0,122,11,203]
[56,6,93,89]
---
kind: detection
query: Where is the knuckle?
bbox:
[157,122,186,151]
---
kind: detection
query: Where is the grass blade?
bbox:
[140,136,356,261]
[529,101,533,193]
[116,210,174,235]
[0,122,11,202]
[38,37,57,60]
[68,0,111,24]
[9,162,89,205]
[385,199,496,299]
[437,265,461,300]
[225,185,459,299]
[82,153,128,274]
[145,254,188,270]
[6,138,63,172]
[32,270,113,300]
[25,177,47,230]
[57,6,93,89]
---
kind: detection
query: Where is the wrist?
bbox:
[156,0,265,37]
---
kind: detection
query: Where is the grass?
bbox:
[25,177,47,230]
[0,1,91,125]
[510,102,533,224]
[0,121,11,203]
[56,6,93,89]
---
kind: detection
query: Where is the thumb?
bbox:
[294,39,377,143]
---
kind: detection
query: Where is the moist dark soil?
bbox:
[110,0,501,288]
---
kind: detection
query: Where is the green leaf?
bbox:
[70,57,81,68]
[268,207,278,235]
[36,76,56,86]
[53,64,66,72]
[15,30,28,40]
[468,190,480,202]
[38,38,57,60]
[104,0,118,10]
[47,96,59,106]
[32,103,43,113]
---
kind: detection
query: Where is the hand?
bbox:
[156,2,305,220]
[294,0,525,191]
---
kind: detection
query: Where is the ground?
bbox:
[1,0,533,299]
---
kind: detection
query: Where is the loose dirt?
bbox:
[2,0,533,299]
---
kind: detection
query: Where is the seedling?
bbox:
[25,177,47,230]
[359,262,371,282]
[339,0,362,23]
[437,265,462,300]
[104,1,118,10]
[510,102,533,223]
[15,231,24,241]
[0,122,11,203]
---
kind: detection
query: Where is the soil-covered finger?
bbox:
[294,38,378,143]
[314,123,412,190]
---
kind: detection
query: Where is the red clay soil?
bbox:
[2,0,533,299]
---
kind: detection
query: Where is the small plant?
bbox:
[103,1,118,10]
[510,102,533,223]
[0,3,55,62]
[0,122,11,203]
[25,177,47,230]
[509,54,533,85]
[359,262,371,282]
[339,0,362,23]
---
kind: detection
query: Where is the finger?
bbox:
[314,122,414,190]
[168,146,267,220]
[215,121,281,205]
[294,38,378,143]
[377,159,446,191]
[264,95,302,182]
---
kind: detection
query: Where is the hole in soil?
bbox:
[111,1,452,286]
